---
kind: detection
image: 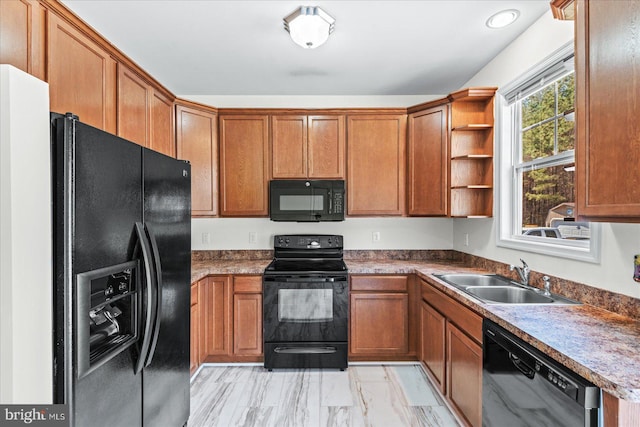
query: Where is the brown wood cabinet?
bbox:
[219,115,270,216]
[420,300,446,394]
[448,88,496,218]
[420,278,483,427]
[575,0,640,222]
[117,64,150,147]
[0,0,46,80]
[232,276,263,359]
[347,115,407,215]
[349,275,415,360]
[271,115,345,179]
[198,276,232,359]
[176,102,218,217]
[190,283,200,375]
[447,323,482,427]
[407,104,449,216]
[195,275,263,363]
[117,64,175,157]
[47,12,117,133]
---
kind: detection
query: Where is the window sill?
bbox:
[496,230,600,263]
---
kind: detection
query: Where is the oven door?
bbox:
[263,275,348,343]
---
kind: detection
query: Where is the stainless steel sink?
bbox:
[465,286,555,304]
[435,273,516,289]
[434,273,580,305]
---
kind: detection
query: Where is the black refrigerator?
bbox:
[50,113,191,427]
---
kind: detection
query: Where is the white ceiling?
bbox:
[60,0,550,96]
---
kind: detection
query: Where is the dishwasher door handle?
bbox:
[509,352,536,379]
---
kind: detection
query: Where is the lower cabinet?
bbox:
[190,282,199,375]
[420,301,446,394]
[192,274,263,366]
[420,278,483,427]
[232,276,263,359]
[349,275,417,360]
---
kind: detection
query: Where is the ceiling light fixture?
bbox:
[284,6,335,49]
[486,9,520,29]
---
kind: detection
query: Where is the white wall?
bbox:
[0,65,53,403]
[192,217,453,250]
[455,11,640,299]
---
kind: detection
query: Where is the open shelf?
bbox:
[451,154,492,160]
[452,124,493,131]
[448,88,496,217]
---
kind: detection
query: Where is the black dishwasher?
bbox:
[483,320,600,427]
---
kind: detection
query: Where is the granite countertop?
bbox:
[191,257,640,402]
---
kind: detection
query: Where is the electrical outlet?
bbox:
[464,233,469,246]
[372,231,381,242]
[249,231,257,244]
[202,232,211,244]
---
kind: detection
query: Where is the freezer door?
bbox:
[141,149,191,427]
[52,114,144,427]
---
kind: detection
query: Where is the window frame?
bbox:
[495,42,600,263]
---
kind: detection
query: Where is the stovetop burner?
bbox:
[264,259,347,274]
[265,234,347,275]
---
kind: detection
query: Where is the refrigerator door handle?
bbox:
[133,222,158,375]
[143,224,163,367]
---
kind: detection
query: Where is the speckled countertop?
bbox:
[191,256,640,402]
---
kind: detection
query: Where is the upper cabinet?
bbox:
[271,115,345,179]
[347,114,407,216]
[219,114,270,216]
[0,0,46,80]
[176,102,218,217]
[117,64,175,157]
[448,88,496,218]
[48,12,117,133]
[407,103,449,216]
[575,0,640,222]
[550,0,575,20]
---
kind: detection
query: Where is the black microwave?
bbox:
[269,180,345,222]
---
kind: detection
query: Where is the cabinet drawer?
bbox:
[421,279,482,343]
[233,275,262,293]
[351,275,408,292]
[191,284,198,306]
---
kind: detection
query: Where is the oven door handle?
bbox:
[274,346,337,354]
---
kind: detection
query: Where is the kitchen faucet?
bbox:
[510,259,530,286]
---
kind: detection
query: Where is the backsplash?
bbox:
[191,249,640,320]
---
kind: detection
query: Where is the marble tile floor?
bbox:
[189,364,461,427]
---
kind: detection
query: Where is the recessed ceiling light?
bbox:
[486,9,520,29]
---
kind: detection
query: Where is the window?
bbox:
[496,43,599,262]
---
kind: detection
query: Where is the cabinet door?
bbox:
[176,104,218,216]
[190,284,199,375]
[576,0,640,220]
[219,115,270,216]
[447,322,482,427]
[308,115,345,179]
[271,115,307,178]
[347,115,407,215]
[149,90,175,157]
[233,293,263,356]
[408,106,449,216]
[199,276,232,359]
[421,301,446,394]
[117,64,149,147]
[48,13,116,133]
[350,293,408,356]
[0,0,46,80]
